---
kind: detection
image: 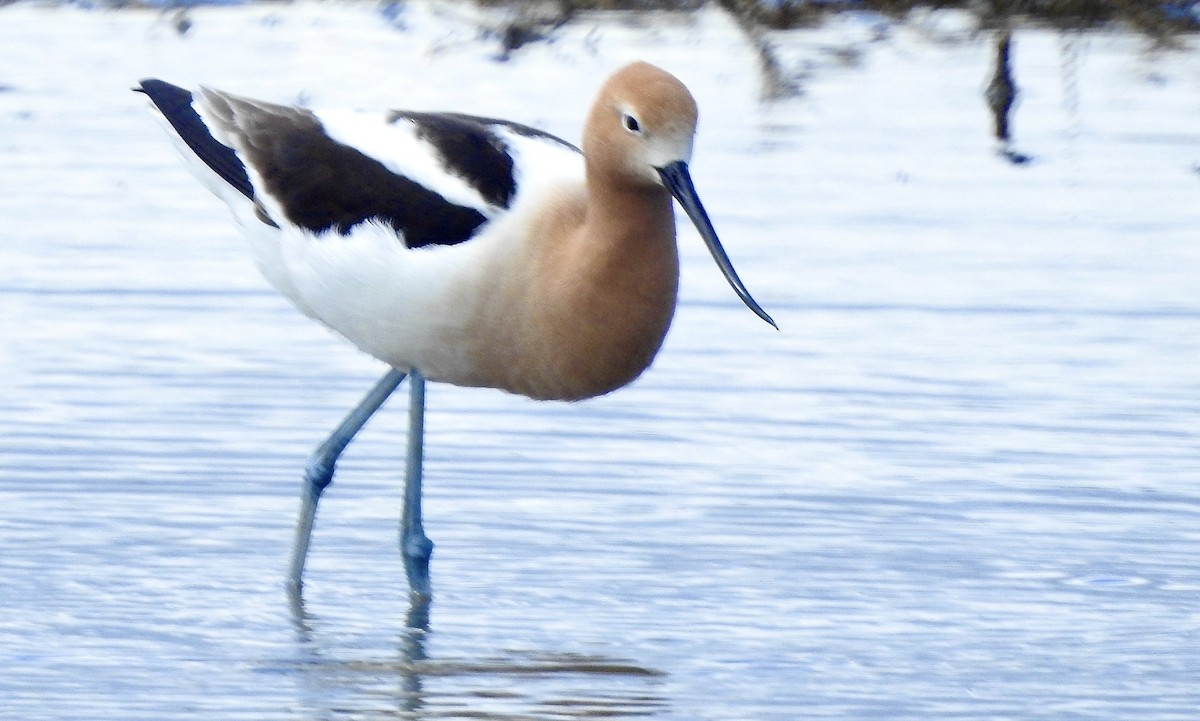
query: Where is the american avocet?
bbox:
[138,62,775,599]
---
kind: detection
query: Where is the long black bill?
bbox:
[657,161,777,329]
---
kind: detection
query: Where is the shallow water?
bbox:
[2,3,1199,719]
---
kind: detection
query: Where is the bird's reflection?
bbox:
[285,586,665,720]
[288,586,433,716]
[398,594,431,715]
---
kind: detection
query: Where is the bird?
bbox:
[137,61,776,600]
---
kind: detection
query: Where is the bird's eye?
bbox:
[622,112,642,134]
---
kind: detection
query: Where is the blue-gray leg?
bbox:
[287,367,407,592]
[401,370,434,599]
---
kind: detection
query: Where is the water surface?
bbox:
[2,4,1199,719]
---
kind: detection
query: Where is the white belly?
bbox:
[243,217,501,386]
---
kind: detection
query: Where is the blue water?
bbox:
[2,4,1198,719]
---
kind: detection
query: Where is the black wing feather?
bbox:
[137,80,556,248]
[136,79,255,201]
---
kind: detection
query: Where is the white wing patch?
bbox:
[315,109,500,217]
[499,128,584,204]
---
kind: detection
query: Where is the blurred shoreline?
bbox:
[11,0,1200,37]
